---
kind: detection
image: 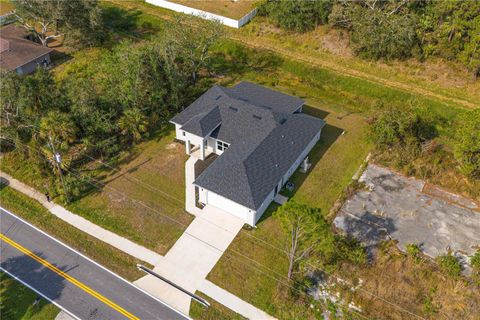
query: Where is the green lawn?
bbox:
[189,292,245,320]
[2,1,476,318]
[66,128,192,255]
[0,186,148,280]
[206,101,370,319]
[1,127,192,256]
[0,273,59,320]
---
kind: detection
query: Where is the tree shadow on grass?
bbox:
[210,41,284,84]
[102,5,161,41]
[1,252,67,319]
[102,6,142,35]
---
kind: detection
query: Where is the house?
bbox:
[0,24,52,75]
[171,82,325,226]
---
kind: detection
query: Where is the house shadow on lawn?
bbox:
[254,106,343,226]
[283,107,344,199]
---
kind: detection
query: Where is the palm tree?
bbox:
[38,112,77,202]
[118,108,148,144]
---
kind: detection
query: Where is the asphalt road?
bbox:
[0,207,190,320]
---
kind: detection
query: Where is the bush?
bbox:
[368,106,436,150]
[406,243,422,263]
[471,251,480,271]
[453,109,480,178]
[436,253,462,278]
[259,0,332,32]
[351,11,418,60]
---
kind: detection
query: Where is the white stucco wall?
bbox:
[145,0,257,28]
[174,125,204,146]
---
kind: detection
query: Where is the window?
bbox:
[182,131,186,136]
[216,140,229,152]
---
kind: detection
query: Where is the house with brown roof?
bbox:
[0,24,52,75]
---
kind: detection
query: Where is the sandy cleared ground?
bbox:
[335,164,480,267]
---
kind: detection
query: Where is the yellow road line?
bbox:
[0,234,139,320]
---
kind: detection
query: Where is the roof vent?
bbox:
[229,106,238,112]
[260,105,272,110]
[280,118,287,124]
[275,164,279,168]
[253,115,262,120]
[216,95,222,100]
[281,134,285,138]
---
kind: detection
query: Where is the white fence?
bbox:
[145,0,257,28]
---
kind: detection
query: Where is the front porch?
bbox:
[185,139,214,160]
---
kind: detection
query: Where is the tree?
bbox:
[39,112,77,202]
[453,109,480,178]
[274,201,335,280]
[12,0,104,47]
[330,0,418,60]
[418,0,480,78]
[39,112,77,161]
[0,68,59,141]
[259,0,332,33]
[162,14,224,82]
[118,108,148,144]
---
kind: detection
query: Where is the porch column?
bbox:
[186,140,191,155]
[200,139,205,160]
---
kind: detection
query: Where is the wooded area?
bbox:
[259,0,480,78]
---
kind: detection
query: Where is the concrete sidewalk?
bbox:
[0,171,162,266]
[1,167,277,319]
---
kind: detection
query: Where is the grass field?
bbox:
[206,99,370,318]
[0,272,59,320]
[66,128,192,255]
[2,1,478,318]
[0,186,148,280]
[1,127,192,256]
[0,0,14,15]
[171,0,257,20]
[189,292,245,320]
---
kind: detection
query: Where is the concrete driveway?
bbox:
[334,164,480,265]
[135,157,245,314]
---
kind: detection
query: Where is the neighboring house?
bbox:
[0,24,52,75]
[171,82,325,226]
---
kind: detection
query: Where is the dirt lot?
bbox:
[170,0,257,19]
[335,164,480,268]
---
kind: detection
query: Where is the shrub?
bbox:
[368,106,436,150]
[453,109,480,178]
[470,251,480,271]
[259,0,332,32]
[406,243,422,263]
[436,253,462,278]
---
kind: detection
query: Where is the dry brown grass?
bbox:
[67,128,193,255]
[170,0,257,19]
[337,242,480,320]
[0,0,14,15]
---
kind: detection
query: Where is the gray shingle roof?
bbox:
[195,113,324,210]
[170,81,325,210]
[180,106,222,137]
